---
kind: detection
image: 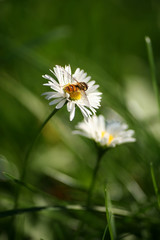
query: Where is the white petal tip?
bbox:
[49,102,54,106]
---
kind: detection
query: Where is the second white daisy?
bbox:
[73,115,136,148]
[42,65,102,121]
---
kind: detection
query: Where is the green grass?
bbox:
[145,36,160,118]
[0,0,160,239]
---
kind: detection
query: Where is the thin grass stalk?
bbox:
[11,108,59,239]
[145,36,160,118]
[0,204,123,218]
[105,187,116,240]
[75,148,106,239]
[3,172,56,200]
[150,162,160,208]
[102,224,109,240]
[14,108,59,207]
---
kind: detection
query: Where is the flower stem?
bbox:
[20,107,59,183]
[11,108,59,239]
[74,148,106,239]
[86,148,105,207]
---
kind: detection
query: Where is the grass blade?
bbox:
[0,204,131,219]
[0,206,48,218]
[150,162,160,208]
[145,36,160,117]
[3,172,56,200]
[102,224,109,240]
[105,186,116,240]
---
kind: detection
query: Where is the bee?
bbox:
[63,80,88,93]
[59,66,90,106]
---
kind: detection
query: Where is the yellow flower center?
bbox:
[101,131,114,145]
[69,91,81,100]
[108,134,114,145]
[101,131,106,138]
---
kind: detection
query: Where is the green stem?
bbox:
[75,148,106,239]
[145,36,160,118]
[20,107,59,183]
[86,148,105,207]
[11,108,59,238]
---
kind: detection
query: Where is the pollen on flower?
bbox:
[108,134,114,145]
[101,131,114,145]
[69,91,82,100]
[101,131,106,138]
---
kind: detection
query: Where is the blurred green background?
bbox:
[0,0,160,239]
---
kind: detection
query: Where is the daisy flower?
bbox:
[73,115,136,148]
[42,65,102,121]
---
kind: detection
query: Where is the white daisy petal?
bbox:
[42,65,102,121]
[70,104,76,121]
[73,114,136,148]
[56,99,66,109]
[49,98,63,106]
[43,82,61,92]
[83,76,91,83]
[67,101,73,112]
[78,105,91,121]
[87,84,99,93]
[87,80,96,88]
[42,74,59,87]
[65,65,71,75]
[81,106,92,116]
[42,92,62,100]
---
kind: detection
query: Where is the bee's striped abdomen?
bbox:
[64,84,79,93]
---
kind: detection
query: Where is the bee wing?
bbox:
[58,66,78,83]
[80,90,90,107]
